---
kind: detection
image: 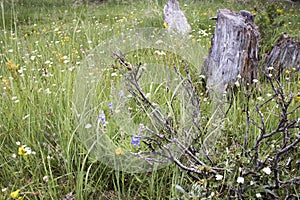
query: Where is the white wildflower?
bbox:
[85,124,92,129]
[237,177,244,184]
[215,174,223,181]
[175,185,185,193]
[30,55,36,61]
[43,176,49,182]
[262,167,272,175]
[256,193,262,198]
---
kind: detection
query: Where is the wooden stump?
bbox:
[202,9,260,93]
[264,33,300,74]
[164,0,191,35]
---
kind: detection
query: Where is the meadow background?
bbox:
[0,0,299,199]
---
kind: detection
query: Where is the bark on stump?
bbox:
[164,0,191,35]
[202,9,260,93]
[264,33,300,74]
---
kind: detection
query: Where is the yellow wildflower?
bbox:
[297,81,300,89]
[10,190,20,199]
[73,49,78,55]
[18,146,26,156]
[64,36,70,42]
[276,9,283,14]
[163,21,168,29]
[295,93,300,103]
[5,60,19,72]
[115,147,124,155]
[285,70,290,75]
[2,77,10,90]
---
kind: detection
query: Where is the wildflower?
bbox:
[175,185,185,193]
[98,113,107,125]
[30,56,36,61]
[294,93,300,103]
[285,70,290,75]
[262,167,272,175]
[163,21,168,29]
[256,193,262,198]
[43,176,49,182]
[23,146,34,155]
[107,102,113,107]
[73,49,78,55]
[18,146,26,156]
[115,147,124,155]
[111,72,118,77]
[237,176,244,184]
[64,36,70,42]
[85,124,92,129]
[10,189,20,199]
[119,90,124,99]
[130,135,142,148]
[107,102,114,113]
[45,88,51,94]
[276,8,283,14]
[2,77,10,90]
[257,97,264,101]
[154,50,166,56]
[234,80,240,87]
[5,60,19,72]
[215,174,223,181]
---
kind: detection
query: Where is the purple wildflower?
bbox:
[107,102,114,113]
[98,113,107,125]
[130,135,142,148]
[107,102,114,107]
[119,90,124,99]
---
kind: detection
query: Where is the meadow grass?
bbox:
[0,0,299,199]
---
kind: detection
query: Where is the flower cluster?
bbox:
[5,60,19,73]
[10,189,22,199]
[14,142,36,158]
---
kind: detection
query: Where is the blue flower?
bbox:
[107,102,114,107]
[98,113,107,125]
[119,90,124,99]
[107,102,114,113]
[130,135,142,148]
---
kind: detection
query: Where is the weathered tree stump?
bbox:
[164,0,191,35]
[202,9,260,93]
[264,33,300,73]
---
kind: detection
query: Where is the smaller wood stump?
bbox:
[264,33,300,74]
[164,0,191,35]
[202,9,260,93]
